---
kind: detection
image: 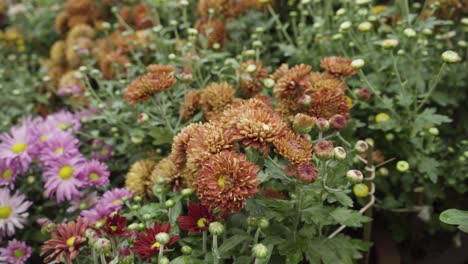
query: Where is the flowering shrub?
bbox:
[0,0,467,263]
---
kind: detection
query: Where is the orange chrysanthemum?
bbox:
[179,90,202,122]
[308,89,349,119]
[200,82,236,120]
[125,159,156,198]
[320,56,357,78]
[146,64,176,74]
[238,60,268,98]
[125,71,176,104]
[55,13,69,35]
[308,73,346,94]
[197,0,233,19]
[270,64,290,81]
[67,15,89,28]
[99,51,130,80]
[195,18,228,48]
[274,64,312,101]
[66,24,95,43]
[66,0,92,14]
[170,123,204,172]
[273,131,313,164]
[197,151,260,214]
[132,3,154,30]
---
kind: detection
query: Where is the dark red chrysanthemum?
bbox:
[176,201,217,234]
[130,222,179,261]
[101,212,131,237]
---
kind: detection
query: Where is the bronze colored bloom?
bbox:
[170,123,204,172]
[270,64,290,81]
[320,56,357,78]
[292,113,316,134]
[50,41,67,66]
[66,0,92,14]
[217,98,269,126]
[308,77,346,94]
[55,12,69,35]
[294,162,318,183]
[200,82,236,120]
[308,89,349,119]
[146,64,176,74]
[197,151,260,214]
[40,217,89,264]
[179,90,202,122]
[65,37,93,69]
[274,64,312,101]
[195,18,228,48]
[125,71,176,104]
[197,0,233,19]
[150,157,182,191]
[132,4,154,30]
[329,114,348,130]
[185,122,236,189]
[67,15,89,29]
[99,51,130,80]
[313,141,334,160]
[66,24,95,42]
[273,131,312,164]
[125,159,156,198]
[238,60,268,98]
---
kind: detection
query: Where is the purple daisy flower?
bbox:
[0,189,32,238]
[0,159,20,189]
[45,110,81,131]
[100,188,133,211]
[39,130,80,165]
[67,191,99,213]
[80,203,114,224]
[0,239,32,264]
[74,108,98,123]
[0,124,34,172]
[77,159,110,187]
[91,144,113,162]
[29,120,60,159]
[43,156,85,203]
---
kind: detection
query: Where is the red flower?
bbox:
[177,202,216,234]
[101,212,131,237]
[130,222,179,261]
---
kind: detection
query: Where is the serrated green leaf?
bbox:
[148,127,174,146]
[169,200,182,225]
[219,235,249,255]
[332,192,354,207]
[414,108,451,132]
[330,208,372,227]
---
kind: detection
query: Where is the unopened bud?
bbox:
[346,170,364,183]
[354,140,369,153]
[209,222,224,235]
[334,147,347,160]
[252,243,268,258]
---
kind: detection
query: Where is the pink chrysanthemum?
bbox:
[29,121,60,159]
[99,188,133,211]
[0,159,19,189]
[0,124,34,172]
[43,156,85,203]
[77,159,110,187]
[80,203,114,224]
[0,239,32,264]
[0,188,32,238]
[67,191,99,213]
[40,130,81,164]
[45,110,81,131]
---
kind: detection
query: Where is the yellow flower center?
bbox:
[12,143,26,154]
[151,242,161,249]
[55,147,64,154]
[113,199,122,206]
[2,169,13,179]
[59,166,74,180]
[0,206,13,219]
[110,225,117,231]
[89,173,100,181]
[66,236,76,247]
[101,149,108,155]
[14,249,24,258]
[40,135,48,142]
[218,176,226,188]
[197,218,207,228]
[57,123,68,130]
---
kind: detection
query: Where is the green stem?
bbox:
[358,70,397,116]
[212,235,220,264]
[293,185,303,241]
[100,254,107,264]
[253,227,262,244]
[92,248,98,264]
[202,231,207,254]
[268,5,294,46]
[158,245,165,263]
[416,63,446,111]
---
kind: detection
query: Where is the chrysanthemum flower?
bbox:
[40,217,89,264]
[273,131,312,164]
[179,90,202,122]
[294,162,319,183]
[0,239,32,264]
[131,222,179,261]
[78,159,110,187]
[0,189,32,238]
[274,64,312,101]
[313,141,335,160]
[309,89,349,119]
[308,75,346,94]
[177,201,216,234]
[90,144,112,162]
[101,212,130,237]
[125,71,176,105]
[99,188,133,212]
[185,122,235,188]
[170,123,204,172]
[45,110,81,131]
[150,158,181,191]
[67,191,99,213]
[80,204,113,224]
[200,82,236,120]
[57,71,85,97]
[99,51,130,80]
[197,0,233,19]
[146,64,176,74]
[320,56,357,78]
[0,124,34,172]
[43,156,85,203]
[125,159,156,198]
[0,159,19,189]
[238,60,268,98]
[40,130,80,164]
[197,151,260,214]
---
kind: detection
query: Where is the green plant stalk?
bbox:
[212,235,220,264]
[100,254,107,264]
[268,5,294,46]
[158,245,165,263]
[358,70,397,116]
[416,63,446,111]
[363,145,375,264]
[293,185,303,242]
[202,231,207,254]
[254,227,262,244]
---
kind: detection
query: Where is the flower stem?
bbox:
[100,254,107,264]
[158,245,165,263]
[416,63,446,111]
[254,227,262,244]
[212,235,220,264]
[202,231,207,254]
[293,185,303,241]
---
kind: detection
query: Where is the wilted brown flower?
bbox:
[273,131,312,164]
[200,82,236,120]
[309,89,349,119]
[320,56,357,78]
[238,60,268,98]
[125,160,156,198]
[195,18,228,48]
[180,90,202,122]
[170,123,204,172]
[197,151,260,214]
[125,71,177,104]
[150,157,182,191]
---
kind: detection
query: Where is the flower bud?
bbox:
[396,160,410,172]
[441,50,461,63]
[314,141,334,160]
[378,167,389,177]
[329,114,348,130]
[316,118,330,131]
[375,113,390,123]
[159,257,170,264]
[258,218,269,229]
[354,140,369,153]
[336,8,346,16]
[353,183,369,197]
[351,59,365,69]
[358,88,371,100]
[339,21,352,32]
[181,188,193,197]
[246,216,258,226]
[403,28,417,38]
[131,136,143,144]
[128,223,140,231]
[292,113,316,134]
[209,222,224,235]
[263,78,275,88]
[168,53,176,60]
[246,64,257,73]
[93,238,111,254]
[182,245,192,255]
[156,177,166,185]
[297,94,312,106]
[385,133,395,141]
[156,232,170,245]
[137,113,149,123]
[381,39,399,49]
[138,223,145,230]
[358,22,373,32]
[252,243,269,259]
[212,43,221,50]
[346,170,364,183]
[334,147,347,160]
[428,127,439,136]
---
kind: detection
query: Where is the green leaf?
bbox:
[330,208,372,227]
[233,256,253,264]
[170,256,203,264]
[440,209,468,226]
[417,157,440,183]
[219,235,249,255]
[414,108,451,132]
[263,158,290,182]
[302,205,334,225]
[332,192,354,207]
[148,127,174,146]
[169,200,182,225]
